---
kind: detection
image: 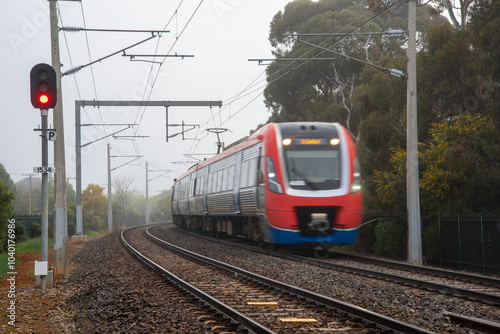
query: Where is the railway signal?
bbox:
[30,63,57,109]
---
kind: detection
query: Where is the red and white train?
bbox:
[171,122,363,245]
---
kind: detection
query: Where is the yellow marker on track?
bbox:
[246,301,279,307]
[279,318,319,324]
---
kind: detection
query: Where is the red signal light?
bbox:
[39,94,49,105]
[30,63,57,109]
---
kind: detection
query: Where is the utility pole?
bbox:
[28,174,32,215]
[406,0,422,265]
[107,144,113,232]
[145,162,149,225]
[49,0,68,275]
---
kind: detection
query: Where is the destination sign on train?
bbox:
[295,138,326,145]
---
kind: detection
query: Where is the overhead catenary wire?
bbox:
[197,0,401,133]
[184,0,403,161]
[57,1,191,191]
[59,0,404,181]
[130,0,205,163]
[131,0,204,137]
[79,1,107,138]
[58,2,109,144]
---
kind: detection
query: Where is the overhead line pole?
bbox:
[49,0,68,275]
[107,148,142,230]
[146,162,149,225]
[107,144,112,232]
[406,0,422,265]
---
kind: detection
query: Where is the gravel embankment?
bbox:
[63,231,209,333]
[60,225,499,333]
[151,225,500,333]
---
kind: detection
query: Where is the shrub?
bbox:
[373,219,407,259]
[31,222,41,238]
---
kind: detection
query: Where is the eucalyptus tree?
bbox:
[264,0,440,139]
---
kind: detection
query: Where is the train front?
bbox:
[263,122,363,245]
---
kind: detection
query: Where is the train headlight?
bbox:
[330,138,340,146]
[282,138,292,146]
[350,157,362,193]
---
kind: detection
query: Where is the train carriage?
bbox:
[171,122,363,245]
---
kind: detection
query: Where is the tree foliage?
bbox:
[82,183,107,232]
[375,113,500,215]
[0,181,16,252]
[0,164,16,252]
[264,0,442,134]
[112,175,135,228]
[261,0,500,258]
[420,113,500,213]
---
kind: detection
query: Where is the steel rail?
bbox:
[328,251,500,289]
[174,228,500,306]
[120,227,276,334]
[145,227,433,334]
[443,311,500,334]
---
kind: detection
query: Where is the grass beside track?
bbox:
[0,237,54,279]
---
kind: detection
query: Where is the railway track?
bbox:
[121,225,433,333]
[443,311,500,333]
[170,226,500,306]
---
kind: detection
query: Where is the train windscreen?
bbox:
[284,149,341,190]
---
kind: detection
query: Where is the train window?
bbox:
[216,170,223,192]
[207,173,213,194]
[227,165,235,190]
[212,171,218,193]
[213,172,218,193]
[248,158,257,186]
[190,177,196,197]
[240,160,249,187]
[212,171,218,192]
[197,176,205,196]
[212,172,218,193]
[284,149,341,190]
[258,156,265,186]
[221,168,228,191]
[266,156,283,194]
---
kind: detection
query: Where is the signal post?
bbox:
[30,63,57,290]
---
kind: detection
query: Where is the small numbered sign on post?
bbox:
[33,166,55,174]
